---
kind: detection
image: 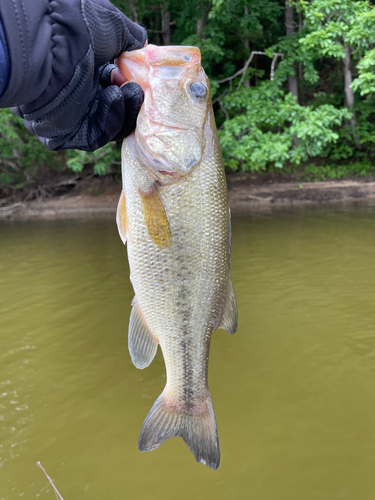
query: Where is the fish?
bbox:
[116,44,237,470]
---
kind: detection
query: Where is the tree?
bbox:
[5,0,375,191]
[285,1,299,102]
[297,0,375,145]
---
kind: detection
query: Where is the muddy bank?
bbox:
[227,173,375,214]
[2,174,375,219]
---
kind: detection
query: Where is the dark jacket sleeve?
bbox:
[0,15,9,98]
[0,0,74,108]
[0,0,146,109]
[0,0,147,151]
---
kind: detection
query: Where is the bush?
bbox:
[218,81,352,171]
[0,109,65,191]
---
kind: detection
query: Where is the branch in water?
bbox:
[37,462,65,500]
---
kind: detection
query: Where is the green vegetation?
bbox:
[0,108,65,191]
[284,161,375,181]
[303,161,375,181]
[3,0,375,196]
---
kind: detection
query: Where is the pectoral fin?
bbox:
[128,298,158,369]
[116,189,127,245]
[218,280,238,335]
[140,184,171,249]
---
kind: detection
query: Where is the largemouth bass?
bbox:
[116,44,237,470]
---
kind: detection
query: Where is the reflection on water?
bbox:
[1,207,375,499]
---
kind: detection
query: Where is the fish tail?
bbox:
[138,389,220,470]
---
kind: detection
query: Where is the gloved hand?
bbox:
[0,0,147,152]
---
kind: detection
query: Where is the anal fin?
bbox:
[218,280,238,335]
[129,298,158,369]
[116,189,127,245]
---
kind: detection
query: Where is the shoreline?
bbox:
[227,175,375,214]
[2,175,375,220]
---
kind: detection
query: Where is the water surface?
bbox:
[1,207,375,499]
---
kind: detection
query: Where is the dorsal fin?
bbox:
[139,184,171,249]
[128,298,158,369]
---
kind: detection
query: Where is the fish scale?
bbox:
[117,44,237,469]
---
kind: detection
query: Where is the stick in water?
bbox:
[37,461,65,500]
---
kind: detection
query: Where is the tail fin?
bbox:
[138,390,220,470]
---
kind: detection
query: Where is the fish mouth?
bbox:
[118,45,202,88]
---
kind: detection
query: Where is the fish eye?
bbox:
[189,82,208,100]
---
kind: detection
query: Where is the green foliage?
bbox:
[0,109,64,190]
[297,0,375,94]
[302,161,375,181]
[66,143,121,176]
[216,0,375,172]
[0,108,119,192]
[4,0,375,187]
[352,48,375,95]
[219,81,351,171]
[298,0,375,49]
[319,96,375,160]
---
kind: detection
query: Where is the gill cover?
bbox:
[118,45,210,178]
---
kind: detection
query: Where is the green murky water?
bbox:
[1,206,375,499]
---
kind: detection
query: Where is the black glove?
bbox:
[0,0,147,151]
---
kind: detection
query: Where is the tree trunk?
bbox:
[161,6,171,45]
[343,43,360,148]
[298,11,303,101]
[285,1,299,148]
[285,2,299,104]
[343,43,354,108]
[127,0,139,24]
[243,6,250,88]
[196,19,203,35]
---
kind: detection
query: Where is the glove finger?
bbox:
[99,64,127,88]
[112,82,144,142]
[91,0,147,48]
[71,85,126,151]
[91,82,144,148]
[40,82,143,152]
[99,63,117,88]
[83,0,147,66]
[120,15,148,52]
